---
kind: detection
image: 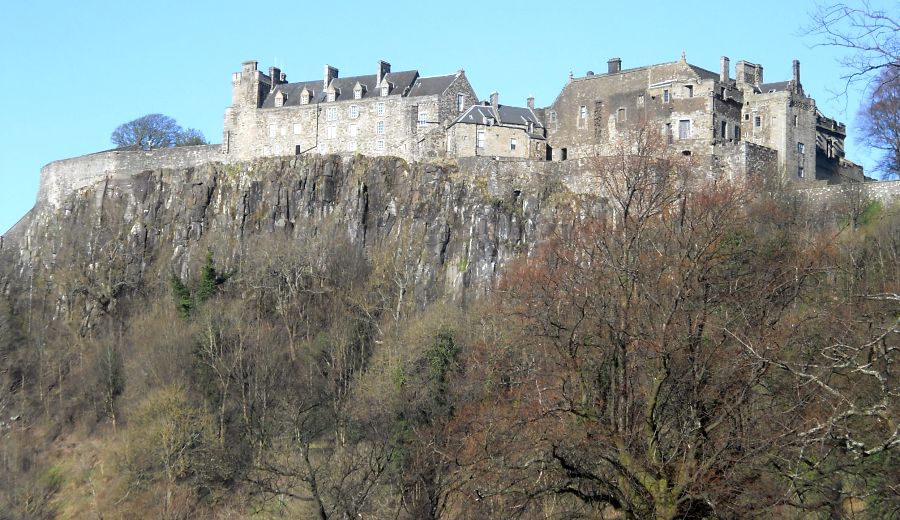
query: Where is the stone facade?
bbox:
[447,92,547,159]
[545,55,864,182]
[223,60,478,163]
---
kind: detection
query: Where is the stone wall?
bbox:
[37,144,223,208]
[794,180,900,206]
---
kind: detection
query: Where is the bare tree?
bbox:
[859,69,900,177]
[111,114,207,150]
[807,1,900,92]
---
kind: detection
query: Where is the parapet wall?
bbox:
[38,144,224,208]
[795,179,900,206]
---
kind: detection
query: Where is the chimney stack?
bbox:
[720,56,730,83]
[268,67,282,91]
[490,91,499,112]
[792,59,800,86]
[377,60,391,86]
[324,64,338,89]
[527,96,535,110]
[608,58,622,74]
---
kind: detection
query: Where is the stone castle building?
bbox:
[545,55,863,183]
[222,55,862,183]
[223,60,477,162]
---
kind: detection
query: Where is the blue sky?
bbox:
[0,0,888,233]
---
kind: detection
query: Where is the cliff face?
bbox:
[1,155,601,325]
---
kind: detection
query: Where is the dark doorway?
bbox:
[561,148,568,161]
[545,145,553,161]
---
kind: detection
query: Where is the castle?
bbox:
[222,55,864,183]
[35,54,869,212]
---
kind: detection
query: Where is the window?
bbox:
[616,107,626,123]
[793,115,799,127]
[734,125,741,140]
[476,128,485,148]
[376,120,385,134]
[268,124,277,138]
[317,143,326,153]
[325,107,337,122]
[381,86,389,97]
[754,115,761,128]
[685,85,693,98]
[797,142,805,154]
[580,105,587,119]
[274,92,286,107]
[354,89,362,100]
[678,119,691,139]
[549,111,557,123]
[376,102,385,116]
[665,123,673,144]
[798,165,805,178]
[327,91,336,102]
[349,124,358,137]
[301,90,310,105]
[510,137,517,151]
[293,123,302,135]
[663,89,670,103]
[375,139,385,151]
[637,94,644,106]
[456,93,465,112]
[326,126,336,139]
[418,111,427,125]
[349,105,359,119]
[720,121,727,139]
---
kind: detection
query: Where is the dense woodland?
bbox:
[0,133,898,519]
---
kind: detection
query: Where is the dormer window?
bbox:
[381,85,389,97]
[300,88,311,105]
[327,91,336,102]
[527,121,534,133]
[353,81,365,100]
[274,91,287,107]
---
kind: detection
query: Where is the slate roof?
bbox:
[760,81,791,93]
[407,75,457,97]
[261,70,457,108]
[452,104,545,138]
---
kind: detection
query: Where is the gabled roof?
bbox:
[453,104,544,128]
[407,74,457,97]
[261,70,421,107]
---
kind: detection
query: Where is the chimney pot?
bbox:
[527,96,535,110]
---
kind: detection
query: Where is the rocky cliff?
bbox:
[1,154,604,326]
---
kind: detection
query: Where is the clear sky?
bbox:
[0,0,889,233]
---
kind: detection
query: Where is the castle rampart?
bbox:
[38,144,223,208]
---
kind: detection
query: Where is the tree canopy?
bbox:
[110,113,207,150]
